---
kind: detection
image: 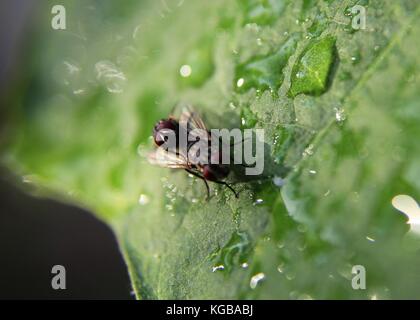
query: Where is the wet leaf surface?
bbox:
[2,0,420,299]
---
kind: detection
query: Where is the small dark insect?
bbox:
[149,107,238,199]
[153,118,179,146]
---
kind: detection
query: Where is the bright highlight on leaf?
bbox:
[392,195,420,234]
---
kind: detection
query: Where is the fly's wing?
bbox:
[179,105,208,132]
[147,147,189,169]
[178,105,213,166]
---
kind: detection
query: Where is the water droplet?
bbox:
[235,34,299,94]
[237,78,245,87]
[285,271,295,280]
[73,88,85,95]
[276,241,285,249]
[179,64,192,77]
[95,60,126,93]
[273,176,285,187]
[250,272,265,289]
[241,262,249,269]
[366,236,375,242]
[63,60,80,75]
[212,265,225,272]
[277,265,284,273]
[302,144,314,156]
[253,198,264,205]
[138,194,150,205]
[392,195,420,233]
[244,23,260,32]
[296,71,305,79]
[210,231,251,274]
[288,36,336,97]
[132,24,142,39]
[22,176,31,183]
[309,169,317,175]
[334,107,346,122]
[298,242,307,251]
[297,224,307,233]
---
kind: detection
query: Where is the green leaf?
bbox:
[235,33,299,94]
[2,0,420,299]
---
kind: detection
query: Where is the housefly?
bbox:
[148,107,238,199]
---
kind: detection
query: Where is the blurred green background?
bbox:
[1,0,420,299]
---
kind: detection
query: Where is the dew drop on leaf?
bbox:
[289,36,336,97]
[210,231,251,274]
[235,34,298,94]
[334,107,346,122]
[138,194,150,205]
[296,71,306,79]
[178,39,214,88]
[179,64,192,77]
[250,272,265,289]
[273,176,285,187]
[95,60,126,93]
[212,265,225,272]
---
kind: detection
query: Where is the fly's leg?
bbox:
[185,169,210,200]
[210,180,239,198]
[185,169,239,199]
[202,179,210,200]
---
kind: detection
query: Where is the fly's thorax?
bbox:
[186,141,210,166]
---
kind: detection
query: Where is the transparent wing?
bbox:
[147,147,189,169]
[179,105,208,132]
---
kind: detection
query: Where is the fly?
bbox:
[149,106,238,199]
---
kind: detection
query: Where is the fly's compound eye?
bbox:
[153,119,178,146]
[154,119,178,132]
[154,129,178,149]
